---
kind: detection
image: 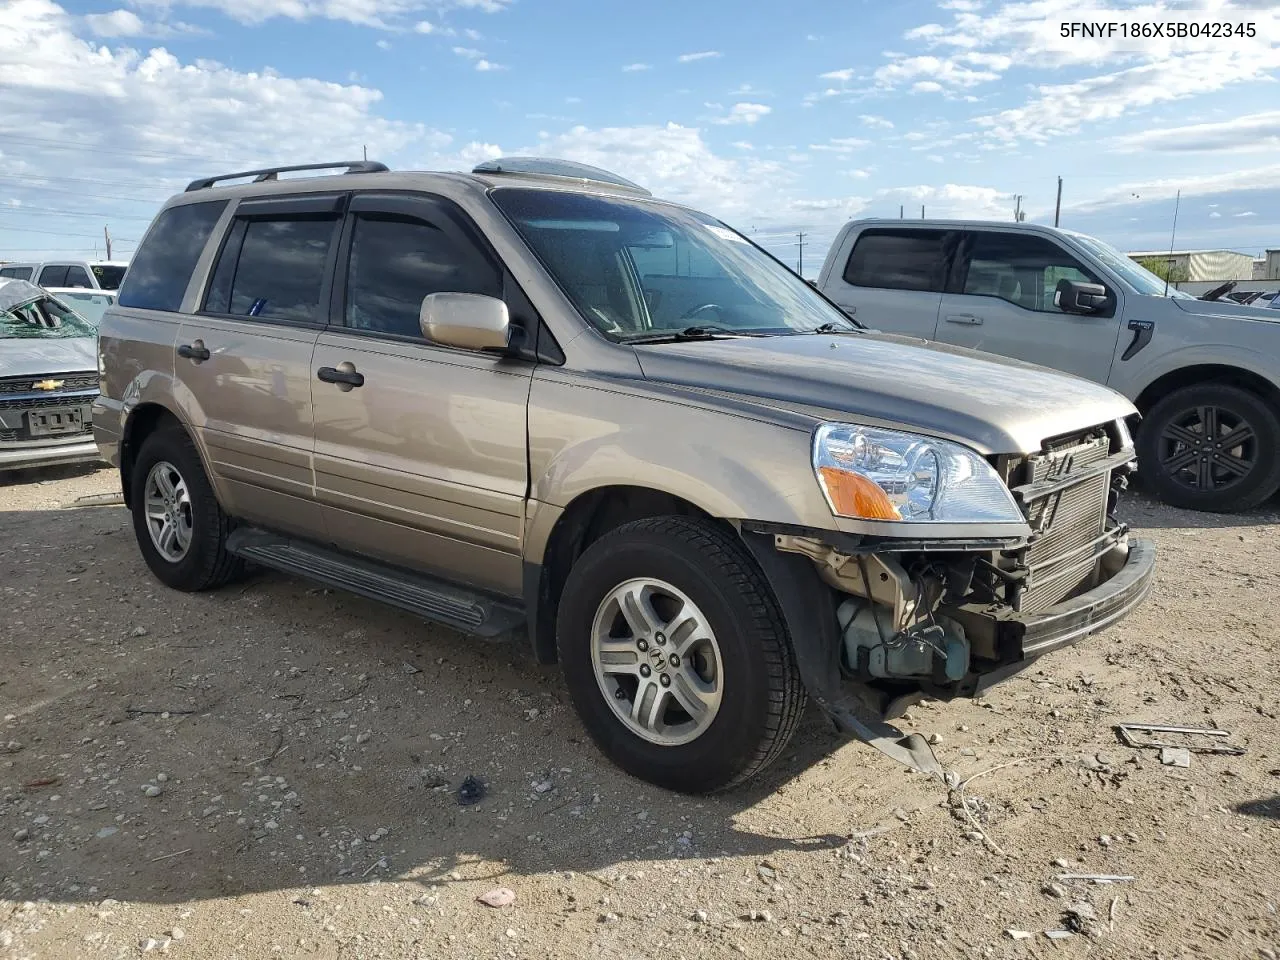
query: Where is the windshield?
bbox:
[1067,233,1194,299]
[0,297,96,339]
[52,292,113,326]
[91,265,127,289]
[491,188,857,340]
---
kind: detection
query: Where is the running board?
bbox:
[226,529,524,638]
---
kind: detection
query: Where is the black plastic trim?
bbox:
[1008,538,1155,659]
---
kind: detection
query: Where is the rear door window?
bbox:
[38,265,69,287]
[205,217,338,324]
[64,265,92,288]
[0,266,33,280]
[118,200,228,312]
[843,229,953,292]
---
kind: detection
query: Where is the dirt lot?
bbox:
[2,464,1278,960]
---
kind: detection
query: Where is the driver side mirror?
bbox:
[1055,279,1109,315]
[420,293,511,351]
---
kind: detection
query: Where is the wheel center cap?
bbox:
[649,648,668,673]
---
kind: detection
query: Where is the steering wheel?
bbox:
[680,303,724,321]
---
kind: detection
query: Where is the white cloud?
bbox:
[844,168,872,179]
[1235,211,1257,217]
[819,67,855,82]
[731,140,753,150]
[130,0,513,28]
[809,137,869,153]
[877,183,1012,219]
[452,45,481,58]
[1209,211,1222,218]
[1115,111,1280,154]
[711,102,771,126]
[677,50,721,63]
[975,51,1280,144]
[858,113,893,129]
[376,37,390,48]
[622,62,650,72]
[875,54,1000,89]
[413,19,436,32]
[912,80,943,93]
[0,0,450,233]
[474,58,505,71]
[84,9,145,35]
[83,8,202,36]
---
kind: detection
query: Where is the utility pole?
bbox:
[103,225,112,260]
[1163,189,1181,298]
[899,204,904,219]
[1014,195,1022,222]
[796,231,806,276]
[920,205,925,219]
[1054,176,1063,227]
[363,144,368,161]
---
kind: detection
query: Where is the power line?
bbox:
[0,132,242,166]
[0,203,154,221]
[0,221,138,241]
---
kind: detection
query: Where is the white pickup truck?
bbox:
[816,220,1280,512]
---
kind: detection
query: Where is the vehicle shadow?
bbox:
[1,504,884,908]
[1235,797,1280,820]
[0,460,107,487]
[1119,488,1280,530]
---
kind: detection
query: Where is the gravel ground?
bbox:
[2,463,1278,960]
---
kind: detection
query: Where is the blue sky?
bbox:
[0,0,1277,274]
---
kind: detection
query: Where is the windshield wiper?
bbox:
[810,321,862,334]
[627,324,770,344]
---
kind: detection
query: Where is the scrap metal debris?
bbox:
[1116,722,1245,756]
[1057,873,1135,884]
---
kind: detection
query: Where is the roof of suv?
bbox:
[845,217,1078,237]
[166,157,654,209]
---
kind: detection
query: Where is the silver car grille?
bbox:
[1016,433,1113,614]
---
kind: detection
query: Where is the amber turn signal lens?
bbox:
[818,467,902,521]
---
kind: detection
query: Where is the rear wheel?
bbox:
[1138,383,1280,512]
[130,425,245,590]
[557,516,806,793]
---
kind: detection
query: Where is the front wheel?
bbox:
[557,517,806,793]
[1138,383,1280,513]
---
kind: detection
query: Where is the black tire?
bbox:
[1138,382,1280,513]
[556,516,806,793]
[130,424,245,590]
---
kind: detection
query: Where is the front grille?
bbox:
[0,373,98,396]
[0,391,98,411]
[1017,433,1113,614]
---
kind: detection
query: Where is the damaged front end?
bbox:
[742,421,1156,779]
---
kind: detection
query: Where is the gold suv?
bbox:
[94,158,1155,792]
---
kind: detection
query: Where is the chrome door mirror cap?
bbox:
[419,292,511,351]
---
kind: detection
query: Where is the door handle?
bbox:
[177,340,210,362]
[944,314,983,326]
[317,364,365,390]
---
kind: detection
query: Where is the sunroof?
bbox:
[471,157,650,195]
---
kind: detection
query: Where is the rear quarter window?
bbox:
[843,229,952,292]
[118,200,228,312]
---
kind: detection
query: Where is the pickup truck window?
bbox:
[843,229,951,292]
[959,233,1104,314]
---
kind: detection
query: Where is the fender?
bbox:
[1117,343,1280,405]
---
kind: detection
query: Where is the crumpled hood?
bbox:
[1174,297,1280,323]
[1,337,97,380]
[633,331,1136,455]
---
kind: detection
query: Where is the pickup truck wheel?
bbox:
[130,425,245,590]
[1139,383,1280,512]
[557,516,806,793]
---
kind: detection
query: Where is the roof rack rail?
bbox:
[185,160,389,193]
[471,157,650,196]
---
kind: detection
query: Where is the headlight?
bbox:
[813,423,1024,524]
